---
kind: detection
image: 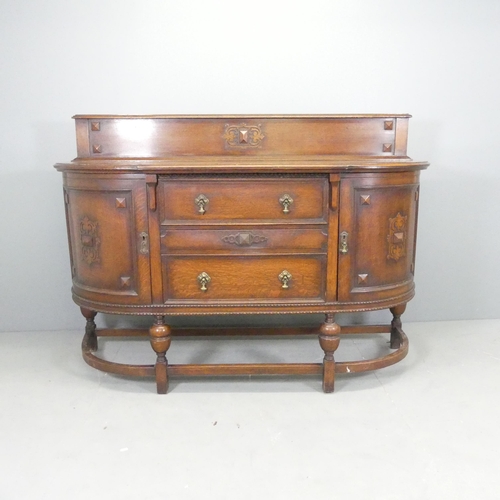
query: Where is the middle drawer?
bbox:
[161,228,328,255]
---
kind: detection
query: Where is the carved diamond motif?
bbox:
[383,143,392,153]
[357,273,368,285]
[360,194,371,205]
[384,121,393,130]
[91,122,100,131]
[239,129,249,143]
[92,144,102,154]
[116,197,127,208]
[120,276,131,288]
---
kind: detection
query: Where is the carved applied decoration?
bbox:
[384,121,393,130]
[80,216,100,265]
[222,232,268,247]
[92,144,102,154]
[387,212,408,261]
[360,194,371,205]
[91,122,100,131]
[223,123,265,148]
[382,143,392,153]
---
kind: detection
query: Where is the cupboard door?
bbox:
[338,172,420,303]
[64,174,151,305]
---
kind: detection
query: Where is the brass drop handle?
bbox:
[195,194,209,215]
[279,194,293,214]
[278,270,292,289]
[197,272,211,291]
[340,231,349,254]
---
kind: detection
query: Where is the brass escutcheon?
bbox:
[339,231,348,254]
[279,194,293,214]
[278,270,292,289]
[197,272,211,292]
[195,194,209,215]
[139,232,149,255]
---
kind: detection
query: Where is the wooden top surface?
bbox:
[72,113,413,119]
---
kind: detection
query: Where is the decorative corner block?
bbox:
[120,276,131,288]
[357,273,368,285]
[360,194,371,205]
[115,197,127,208]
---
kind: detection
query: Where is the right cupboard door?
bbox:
[338,172,420,304]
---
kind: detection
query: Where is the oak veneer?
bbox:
[56,114,428,394]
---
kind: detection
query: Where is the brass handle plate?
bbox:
[339,231,348,254]
[195,194,209,215]
[279,194,293,214]
[197,272,211,292]
[278,270,292,289]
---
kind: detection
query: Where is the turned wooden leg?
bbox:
[390,303,406,349]
[318,313,341,393]
[81,307,98,352]
[149,316,172,394]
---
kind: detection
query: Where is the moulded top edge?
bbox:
[72,114,413,120]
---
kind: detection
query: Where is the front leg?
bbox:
[390,303,406,349]
[81,307,98,352]
[318,313,341,393]
[149,316,172,394]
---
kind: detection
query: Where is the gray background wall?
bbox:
[1,0,499,332]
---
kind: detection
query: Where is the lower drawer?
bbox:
[163,256,326,301]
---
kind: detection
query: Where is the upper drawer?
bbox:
[159,176,329,225]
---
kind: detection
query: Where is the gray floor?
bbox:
[1,319,499,499]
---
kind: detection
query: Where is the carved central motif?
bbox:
[223,123,265,148]
[387,212,407,261]
[222,232,268,246]
[80,216,101,265]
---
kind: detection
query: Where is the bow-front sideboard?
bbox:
[55,114,428,393]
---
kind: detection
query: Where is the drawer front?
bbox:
[161,228,328,254]
[163,256,326,301]
[159,177,328,224]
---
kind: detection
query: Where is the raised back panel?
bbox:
[74,115,410,159]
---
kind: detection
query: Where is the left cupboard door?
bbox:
[63,173,152,306]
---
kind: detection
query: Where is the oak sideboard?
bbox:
[55,114,428,393]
